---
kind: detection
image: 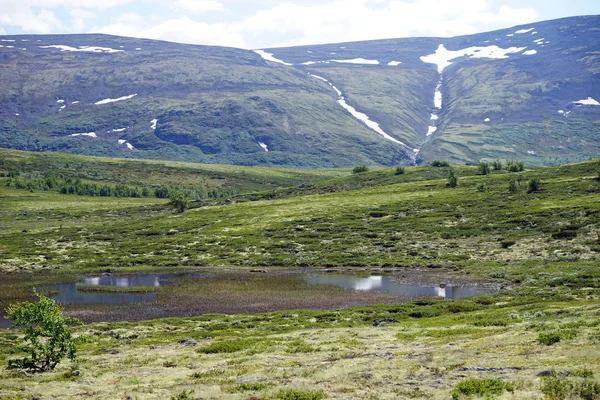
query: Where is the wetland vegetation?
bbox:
[0,149,599,399]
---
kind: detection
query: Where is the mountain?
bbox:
[0,15,599,167]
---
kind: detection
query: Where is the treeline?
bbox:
[0,170,237,200]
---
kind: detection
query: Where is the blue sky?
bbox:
[0,0,598,49]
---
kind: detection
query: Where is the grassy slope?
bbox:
[0,148,347,193]
[0,156,599,399]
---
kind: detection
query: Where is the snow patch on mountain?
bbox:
[573,97,600,106]
[258,142,269,152]
[70,132,97,138]
[421,44,527,73]
[95,94,137,105]
[40,45,124,53]
[523,50,537,55]
[254,50,293,66]
[515,28,535,34]
[388,61,402,66]
[112,128,127,132]
[331,58,379,65]
[151,119,158,130]
[309,73,409,148]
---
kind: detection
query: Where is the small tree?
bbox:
[508,178,519,193]
[352,165,369,174]
[477,162,491,175]
[446,169,458,188]
[169,190,189,213]
[492,160,503,171]
[394,166,405,175]
[6,293,80,373]
[431,160,450,167]
[528,178,541,193]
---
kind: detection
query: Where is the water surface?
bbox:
[306,275,491,299]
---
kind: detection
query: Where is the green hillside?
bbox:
[1,15,599,167]
[0,152,599,398]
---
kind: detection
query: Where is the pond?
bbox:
[306,275,491,299]
[50,274,170,305]
[0,270,499,326]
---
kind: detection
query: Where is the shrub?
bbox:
[575,380,600,399]
[540,375,571,400]
[508,178,519,193]
[155,186,170,198]
[6,293,81,372]
[528,178,542,193]
[492,159,503,171]
[431,160,450,167]
[169,190,189,213]
[477,162,490,175]
[171,390,194,400]
[274,388,328,400]
[506,160,525,172]
[446,170,458,188]
[394,166,405,175]
[476,183,488,192]
[538,332,561,346]
[451,378,514,399]
[352,165,369,174]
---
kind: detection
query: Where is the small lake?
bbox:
[1,271,498,326]
[306,275,491,299]
[49,274,170,305]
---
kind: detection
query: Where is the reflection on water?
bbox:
[0,315,11,329]
[52,284,157,305]
[49,274,170,305]
[82,275,164,287]
[305,275,492,299]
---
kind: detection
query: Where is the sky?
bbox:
[0,0,598,49]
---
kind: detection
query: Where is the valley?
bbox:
[0,149,598,398]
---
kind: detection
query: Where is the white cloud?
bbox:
[172,0,224,13]
[1,0,539,48]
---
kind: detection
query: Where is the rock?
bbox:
[373,318,398,327]
[71,370,81,377]
[537,370,572,377]
[101,347,119,354]
[250,269,268,273]
[178,338,199,346]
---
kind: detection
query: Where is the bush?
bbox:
[171,390,194,400]
[451,378,514,399]
[431,160,450,167]
[274,389,328,400]
[538,332,561,346]
[446,170,458,188]
[477,162,490,175]
[169,190,189,213]
[540,375,571,400]
[506,160,525,172]
[352,165,369,174]
[476,183,488,192]
[6,293,81,372]
[528,178,542,193]
[508,178,519,193]
[492,159,503,171]
[575,380,600,399]
[394,166,405,175]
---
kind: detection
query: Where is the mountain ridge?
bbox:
[1,15,598,167]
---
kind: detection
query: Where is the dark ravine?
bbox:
[0,15,599,167]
